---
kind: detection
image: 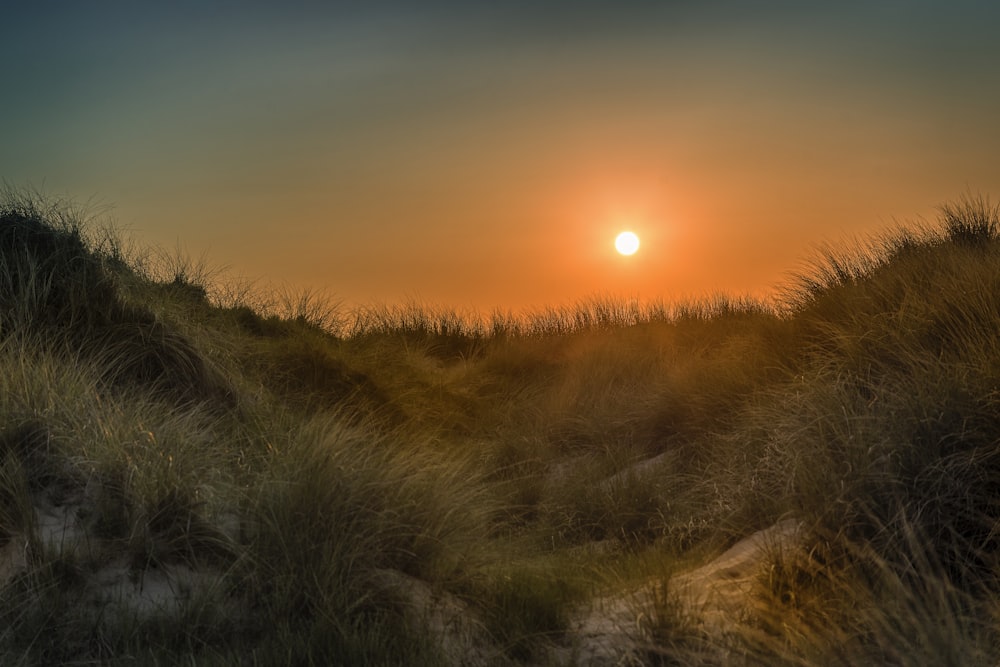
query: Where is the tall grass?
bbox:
[2,188,1000,664]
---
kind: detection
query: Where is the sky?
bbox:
[4,1,1000,313]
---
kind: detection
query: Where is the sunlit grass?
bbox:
[1,188,1000,663]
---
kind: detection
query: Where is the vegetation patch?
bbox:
[1,189,1000,664]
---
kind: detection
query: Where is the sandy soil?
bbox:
[6,466,803,665]
[552,518,804,666]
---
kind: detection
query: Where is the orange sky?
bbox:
[5,3,1000,313]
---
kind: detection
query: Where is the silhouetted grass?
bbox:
[2,188,1000,664]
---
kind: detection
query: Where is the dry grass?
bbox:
[1,189,1000,663]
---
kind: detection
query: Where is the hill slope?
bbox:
[2,190,1000,665]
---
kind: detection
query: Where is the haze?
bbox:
[4,2,1000,312]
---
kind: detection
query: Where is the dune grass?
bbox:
[1,188,1000,663]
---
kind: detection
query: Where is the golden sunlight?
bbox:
[615,231,640,256]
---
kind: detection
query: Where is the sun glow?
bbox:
[615,231,640,256]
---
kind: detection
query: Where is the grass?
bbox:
[1,188,1000,663]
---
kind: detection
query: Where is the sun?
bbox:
[615,231,640,256]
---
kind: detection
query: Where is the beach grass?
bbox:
[1,188,999,664]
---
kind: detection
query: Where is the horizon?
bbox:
[4,2,1000,312]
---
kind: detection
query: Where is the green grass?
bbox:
[2,188,1000,664]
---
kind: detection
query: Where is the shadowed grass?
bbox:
[2,188,1000,664]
